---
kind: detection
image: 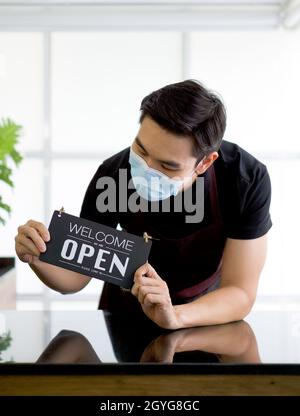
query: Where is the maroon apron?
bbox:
[98,165,226,314]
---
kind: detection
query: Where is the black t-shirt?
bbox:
[79,140,272,240]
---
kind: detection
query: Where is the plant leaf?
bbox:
[0,164,13,187]
[10,148,23,166]
[0,118,22,162]
[0,196,11,214]
[0,118,23,225]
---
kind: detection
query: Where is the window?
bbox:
[1,13,299,310]
[0,31,182,309]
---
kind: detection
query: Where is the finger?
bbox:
[140,339,174,363]
[131,281,155,298]
[17,235,42,257]
[134,262,161,281]
[134,262,152,279]
[140,349,155,363]
[137,285,164,304]
[26,220,50,242]
[134,275,162,287]
[140,339,158,363]
[131,276,162,298]
[15,242,31,262]
[17,237,41,257]
[144,263,163,281]
[18,248,35,264]
[15,245,35,264]
[19,226,47,252]
[132,275,168,298]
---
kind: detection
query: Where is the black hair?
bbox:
[139,79,226,162]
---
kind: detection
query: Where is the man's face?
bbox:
[131,116,217,182]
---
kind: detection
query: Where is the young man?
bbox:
[15,80,272,330]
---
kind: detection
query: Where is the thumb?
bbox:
[134,262,159,280]
[143,262,161,280]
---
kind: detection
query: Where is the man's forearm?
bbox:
[174,286,253,328]
[29,259,91,294]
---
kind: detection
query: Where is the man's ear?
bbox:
[195,152,219,175]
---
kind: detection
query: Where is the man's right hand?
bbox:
[15,219,50,264]
[15,218,91,295]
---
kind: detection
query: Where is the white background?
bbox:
[0,1,300,310]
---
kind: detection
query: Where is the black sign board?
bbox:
[39,210,152,289]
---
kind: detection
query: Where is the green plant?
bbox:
[0,118,23,226]
[0,331,12,362]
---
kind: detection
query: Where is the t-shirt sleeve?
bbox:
[226,166,272,240]
[79,163,119,229]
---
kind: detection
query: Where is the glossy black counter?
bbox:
[1,309,300,395]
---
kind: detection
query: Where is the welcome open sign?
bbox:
[39,210,152,289]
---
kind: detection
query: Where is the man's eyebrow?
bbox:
[135,136,181,169]
[135,136,147,153]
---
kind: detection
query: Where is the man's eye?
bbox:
[161,165,177,172]
[138,148,146,156]
[136,150,145,158]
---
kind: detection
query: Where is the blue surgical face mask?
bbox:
[129,147,195,201]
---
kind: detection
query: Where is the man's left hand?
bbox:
[131,262,181,330]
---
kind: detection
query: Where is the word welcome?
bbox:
[69,222,134,252]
